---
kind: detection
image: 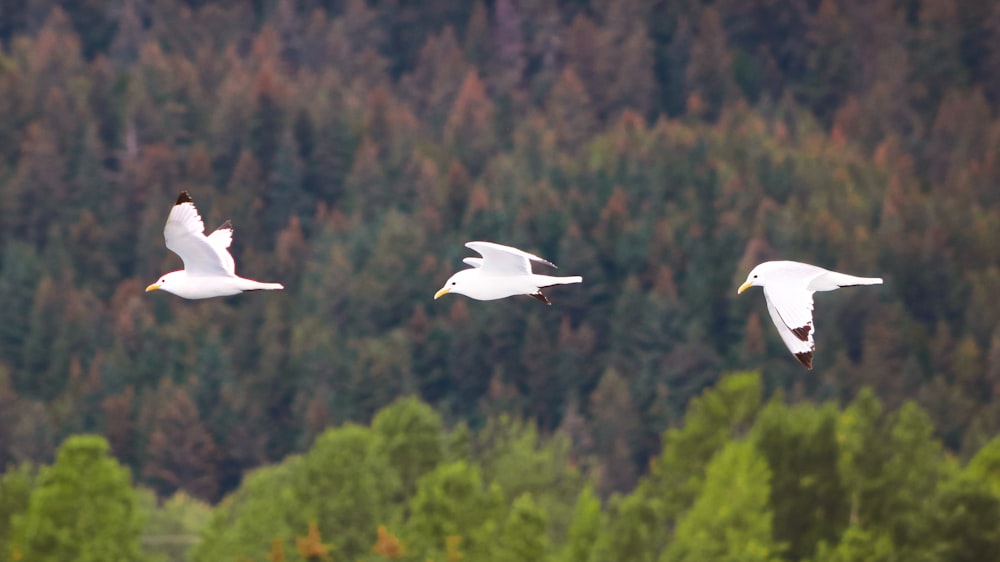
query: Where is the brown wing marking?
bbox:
[175,191,194,205]
[791,324,811,342]
[795,351,814,370]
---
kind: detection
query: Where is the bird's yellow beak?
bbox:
[738,281,753,295]
[434,287,450,300]
[145,283,161,293]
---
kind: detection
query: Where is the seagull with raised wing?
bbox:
[737,260,882,369]
[434,241,582,305]
[145,192,284,299]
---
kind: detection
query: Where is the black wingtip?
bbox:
[795,351,814,370]
[175,191,193,205]
[529,292,552,305]
[216,219,233,231]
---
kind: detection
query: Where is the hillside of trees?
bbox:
[3,375,1000,561]
[1,0,1000,558]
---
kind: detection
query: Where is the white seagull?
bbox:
[145,192,284,299]
[434,241,582,305]
[737,260,882,369]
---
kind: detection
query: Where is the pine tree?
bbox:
[588,368,640,494]
[142,379,220,501]
[684,7,739,118]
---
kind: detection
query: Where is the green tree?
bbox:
[495,493,549,562]
[404,460,504,560]
[0,463,35,559]
[299,424,401,560]
[752,400,848,561]
[11,435,145,562]
[811,527,896,562]
[372,395,444,499]
[593,487,662,562]
[646,372,764,519]
[557,485,604,562]
[473,415,586,540]
[662,440,781,562]
[189,457,304,562]
[965,435,1000,498]
[138,489,212,562]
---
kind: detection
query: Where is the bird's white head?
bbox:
[146,270,186,296]
[434,269,479,300]
[738,262,782,295]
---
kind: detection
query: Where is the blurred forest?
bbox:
[1,0,1000,559]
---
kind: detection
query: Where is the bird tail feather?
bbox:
[536,275,583,287]
[241,280,284,292]
[833,273,883,286]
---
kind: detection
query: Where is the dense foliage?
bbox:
[4,375,1000,561]
[1,0,1000,558]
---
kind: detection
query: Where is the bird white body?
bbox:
[435,241,582,304]
[738,260,882,369]
[151,270,283,299]
[146,192,284,299]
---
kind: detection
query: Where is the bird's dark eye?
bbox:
[753,275,758,279]
[451,281,456,285]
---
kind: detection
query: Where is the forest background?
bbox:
[2,0,1000,560]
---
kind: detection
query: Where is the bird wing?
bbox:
[164,192,236,277]
[463,257,483,268]
[465,241,556,276]
[763,281,816,369]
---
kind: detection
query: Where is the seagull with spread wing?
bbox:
[434,241,582,305]
[145,192,284,299]
[737,260,882,369]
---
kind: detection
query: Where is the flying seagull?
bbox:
[737,260,882,369]
[145,192,284,299]
[434,241,582,305]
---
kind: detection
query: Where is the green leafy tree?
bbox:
[646,372,764,519]
[473,415,587,540]
[138,489,212,562]
[811,527,896,562]
[11,435,145,562]
[965,435,1000,498]
[593,487,662,562]
[372,395,445,499]
[299,424,401,560]
[189,458,304,562]
[662,440,781,562]
[495,493,549,562]
[752,400,848,560]
[557,485,604,562]
[0,463,35,559]
[404,460,504,560]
